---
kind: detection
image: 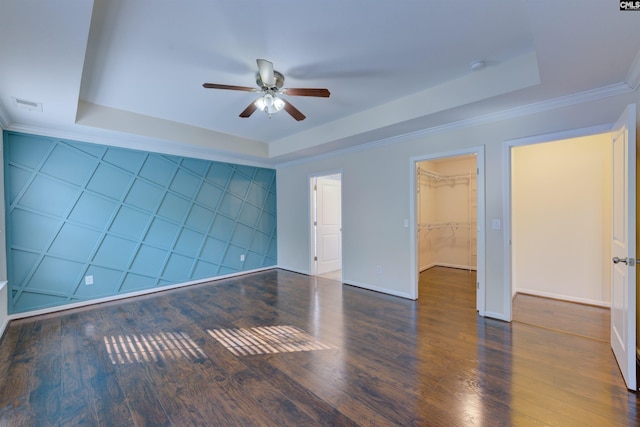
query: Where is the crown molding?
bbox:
[5,79,635,170]
[275,82,633,168]
[0,104,11,129]
[625,48,640,90]
[5,124,276,169]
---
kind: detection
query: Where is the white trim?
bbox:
[625,48,640,90]
[4,124,275,169]
[0,281,8,339]
[275,83,632,169]
[276,266,413,299]
[484,311,510,322]
[309,176,317,277]
[7,267,273,320]
[0,317,9,339]
[0,103,10,129]
[515,289,610,308]
[308,170,344,279]
[419,262,438,272]
[4,81,633,170]
[502,141,513,321]
[410,146,486,314]
[343,279,413,299]
[426,263,477,271]
[502,123,616,323]
[275,265,310,276]
[505,123,613,148]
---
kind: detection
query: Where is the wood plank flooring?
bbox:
[513,293,610,342]
[0,266,638,426]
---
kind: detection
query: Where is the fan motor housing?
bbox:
[256,70,285,90]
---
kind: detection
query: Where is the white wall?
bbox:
[277,90,640,320]
[0,282,7,337]
[0,130,8,337]
[0,128,5,282]
[512,133,612,306]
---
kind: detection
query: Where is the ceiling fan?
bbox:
[203,59,330,121]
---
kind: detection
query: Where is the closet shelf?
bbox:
[419,221,474,231]
[417,167,474,184]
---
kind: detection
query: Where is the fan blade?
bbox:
[282,99,306,121]
[282,88,330,98]
[239,101,258,118]
[203,83,256,92]
[256,59,275,86]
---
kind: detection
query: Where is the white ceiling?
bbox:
[1,0,639,165]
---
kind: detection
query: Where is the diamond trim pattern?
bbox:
[3,131,277,314]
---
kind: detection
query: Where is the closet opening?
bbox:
[413,151,484,313]
[510,132,612,334]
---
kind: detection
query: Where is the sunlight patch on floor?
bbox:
[103,331,207,364]
[207,325,335,356]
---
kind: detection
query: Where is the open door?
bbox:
[611,103,637,391]
[312,174,342,275]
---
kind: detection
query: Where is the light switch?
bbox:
[403,218,409,228]
[492,219,501,230]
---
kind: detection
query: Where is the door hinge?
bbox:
[314,221,317,226]
[314,256,318,261]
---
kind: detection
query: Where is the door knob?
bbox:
[613,257,636,266]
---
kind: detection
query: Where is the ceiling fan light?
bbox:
[255,94,285,115]
[263,93,274,107]
[273,97,285,111]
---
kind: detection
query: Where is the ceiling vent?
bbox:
[12,97,43,112]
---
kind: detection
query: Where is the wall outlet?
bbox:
[240,254,245,262]
[85,275,94,285]
[376,265,382,274]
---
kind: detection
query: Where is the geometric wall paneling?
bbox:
[3,131,277,314]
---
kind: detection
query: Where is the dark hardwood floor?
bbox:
[0,267,638,426]
[513,293,610,342]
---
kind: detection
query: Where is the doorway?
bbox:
[411,147,485,314]
[510,133,612,308]
[504,118,638,391]
[310,173,342,281]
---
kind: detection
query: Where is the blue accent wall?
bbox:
[3,131,277,314]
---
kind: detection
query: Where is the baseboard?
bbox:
[0,281,8,344]
[0,317,9,343]
[275,265,310,276]
[636,347,640,391]
[419,262,437,272]
[7,267,274,321]
[422,263,477,271]
[514,289,610,308]
[343,279,414,300]
[484,311,510,322]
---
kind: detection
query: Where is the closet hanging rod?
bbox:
[418,221,473,231]
[417,168,472,182]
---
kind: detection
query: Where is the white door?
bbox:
[316,175,342,274]
[611,103,637,391]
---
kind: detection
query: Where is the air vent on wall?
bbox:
[12,97,43,112]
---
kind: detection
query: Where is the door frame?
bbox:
[502,123,613,322]
[410,146,486,315]
[309,171,343,278]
